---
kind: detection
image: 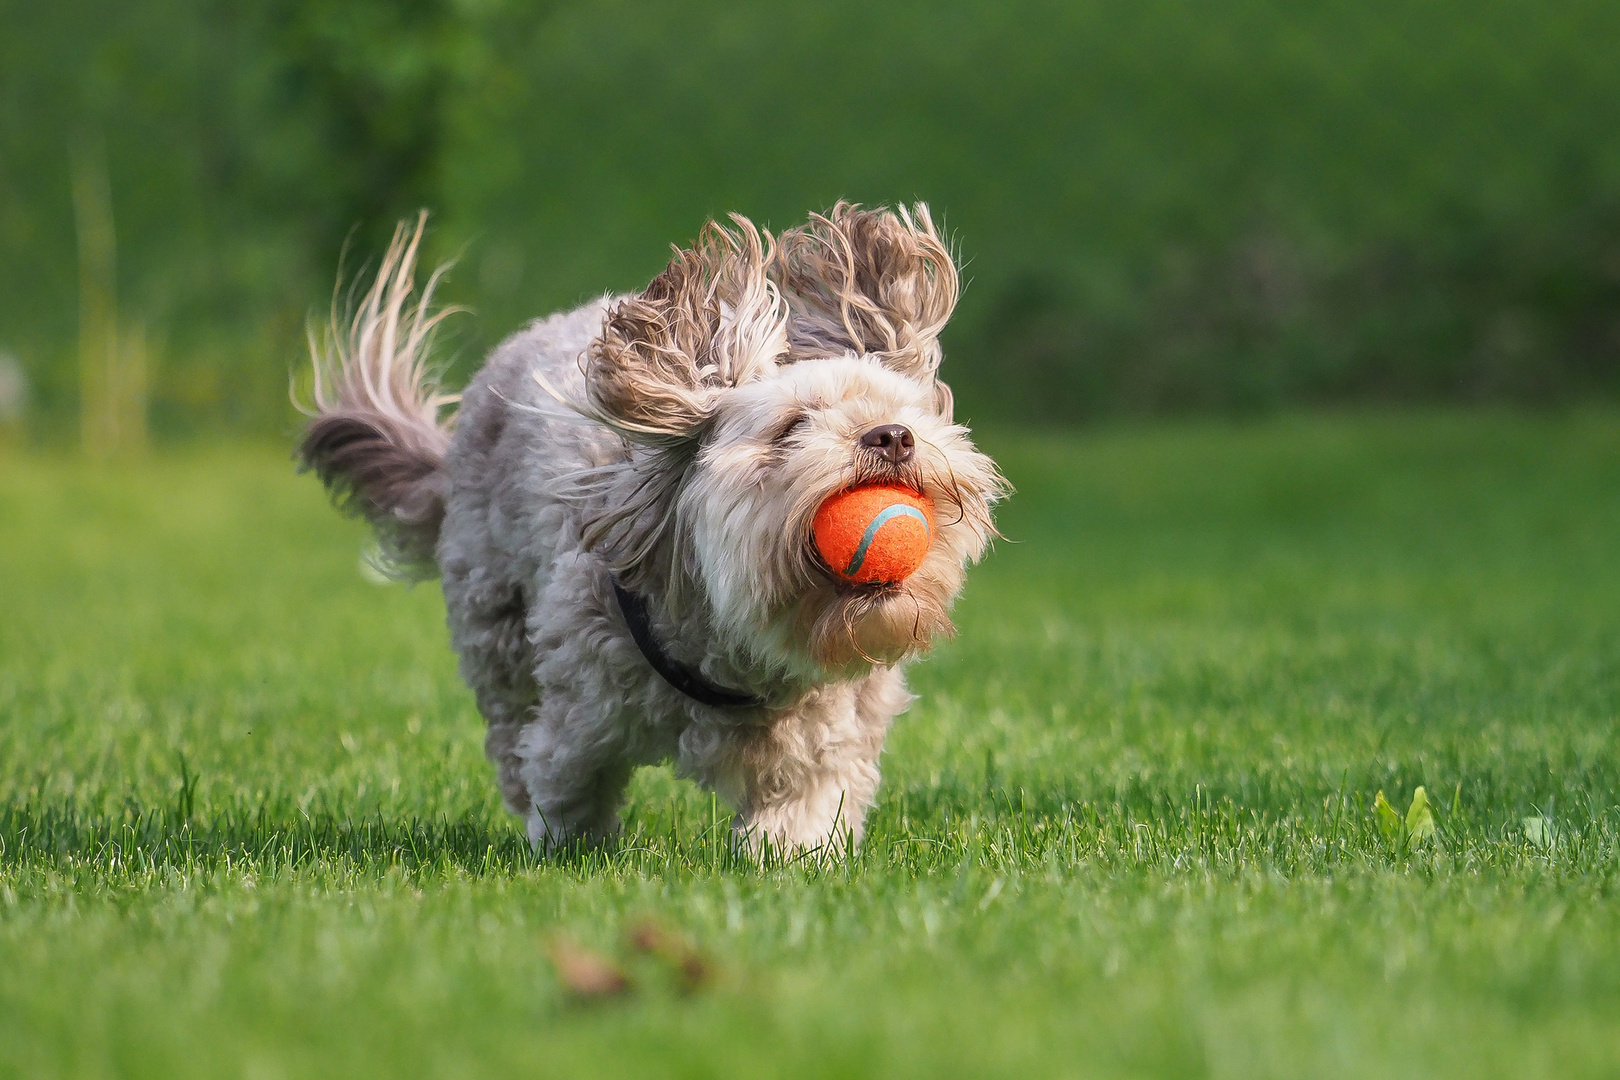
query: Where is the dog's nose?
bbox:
[860,424,915,465]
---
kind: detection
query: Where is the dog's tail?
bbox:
[297,212,458,580]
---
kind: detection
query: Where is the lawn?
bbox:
[2,410,1618,1079]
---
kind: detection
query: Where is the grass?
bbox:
[3,409,1619,1078]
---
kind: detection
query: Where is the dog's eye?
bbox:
[766,412,810,445]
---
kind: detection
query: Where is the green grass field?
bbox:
[3,410,1619,1078]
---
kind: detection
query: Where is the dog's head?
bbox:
[569,204,1007,678]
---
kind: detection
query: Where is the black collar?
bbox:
[612,581,764,710]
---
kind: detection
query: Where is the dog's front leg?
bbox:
[734,744,879,858]
[687,668,912,857]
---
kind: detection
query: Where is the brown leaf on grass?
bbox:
[626,919,675,954]
[674,950,713,992]
[548,937,630,998]
[626,919,713,992]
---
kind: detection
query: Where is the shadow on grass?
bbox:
[4,775,1616,886]
[0,789,866,881]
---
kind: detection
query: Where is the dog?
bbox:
[299,204,1007,854]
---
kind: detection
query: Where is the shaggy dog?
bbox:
[299,204,1007,854]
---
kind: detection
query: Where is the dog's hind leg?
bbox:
[509,692,635,851]
[440,564,543,816]
[450,579,635,847]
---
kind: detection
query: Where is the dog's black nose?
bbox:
[860,424,915,465]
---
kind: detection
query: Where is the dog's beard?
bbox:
[793,565,960,670]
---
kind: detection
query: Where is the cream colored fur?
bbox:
[300,205,1007,856]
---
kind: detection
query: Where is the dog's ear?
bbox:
[774,202,959,389]
[580,215,786,445]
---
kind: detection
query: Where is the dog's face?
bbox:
[686,354,1002,674]
[571,204,1006,678]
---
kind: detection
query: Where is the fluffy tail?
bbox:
[297,213,458,580]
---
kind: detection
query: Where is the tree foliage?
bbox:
[4,0,1620,437]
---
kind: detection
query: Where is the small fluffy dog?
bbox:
[300,204,1006,853]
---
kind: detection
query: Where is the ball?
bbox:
[812,484,935,585]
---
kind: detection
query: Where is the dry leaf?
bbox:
[548,937,631,998]
[627,919,713,992]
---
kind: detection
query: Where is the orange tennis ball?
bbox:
[812,484,935,585]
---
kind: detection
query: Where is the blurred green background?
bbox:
[4,0,1620,442]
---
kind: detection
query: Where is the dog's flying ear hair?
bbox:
[555,215,787,445]
[773,202,959,385]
